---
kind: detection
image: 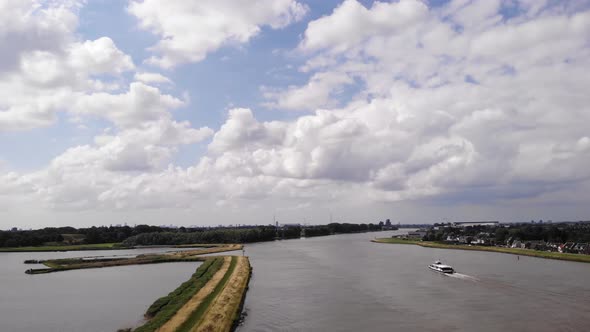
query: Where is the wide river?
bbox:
[238,230,590,332]
[1,231,589,331]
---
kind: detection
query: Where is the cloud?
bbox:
[0,0,79,74]
[128,0,309,68]
[299,0,428,53]
[20,117,213,210]
[0,2,136,132]
[134,72,173,85]
[262,71,354,111]
[208,108,287,154]
[72,82,184,128]
[2,0,590,223]
[68,37,135,74]
[247,0,590,204]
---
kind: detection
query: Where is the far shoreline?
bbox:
[0,229,391,253]
[372,238,590,264]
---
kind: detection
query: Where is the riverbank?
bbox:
[133,255,251,332]
[372,238,590,263]
[24,244,242,274]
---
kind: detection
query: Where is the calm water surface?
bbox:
[238,231,590,332]
[0,248,200,332]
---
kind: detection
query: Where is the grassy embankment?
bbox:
[0,242,123,252]
[134,255,251,332]
[372,238,590,263]
[24,244,242,274]
[189,256,251,332]
[133,257,226,332]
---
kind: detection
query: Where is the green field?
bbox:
[0,243,123,252]
[372,238,590,263]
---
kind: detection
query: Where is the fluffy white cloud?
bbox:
[209,108,287,154]
[0,1,136,132]
[0,1,218,214]
[134,72,173,85]
[20,117,213,210]
[128,0,309,68]
[0,0,78,74]
[68,37,135,74]
[300,0,428,52]
[72,82,184,128]
[260,0,590,205]
[262,72,354,111]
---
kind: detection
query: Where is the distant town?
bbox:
[393,220,590,255]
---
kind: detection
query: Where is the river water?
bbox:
[238,230,590,332]
[0,248,200,332]
[1,232,589,332]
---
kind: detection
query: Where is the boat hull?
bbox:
[428,265,454,274]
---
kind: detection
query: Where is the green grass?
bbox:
[0,243,124,252]
[372,238,590,263]
[23,244,239,274]
[176,256,238,332]
[173,244,218,248]
[25,254,208,274]
[134,257,224,332]
[372,238,423,245]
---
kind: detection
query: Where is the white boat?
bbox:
[428,260,455,274]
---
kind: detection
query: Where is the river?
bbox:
[238,230,590,332]
[0,248,200,332]
[1,232,589,331]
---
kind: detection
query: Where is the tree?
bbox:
[495,228,509,243]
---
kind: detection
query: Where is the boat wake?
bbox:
[447,273,479,282]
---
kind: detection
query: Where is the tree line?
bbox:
[1,222,384,247]
[0,225,161,248]
[123,223,383,246]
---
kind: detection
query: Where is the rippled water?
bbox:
[238,231,590,332]
[0,248,200,332]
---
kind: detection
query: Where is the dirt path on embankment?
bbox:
[192,256,251,332]
[156,256,232,332]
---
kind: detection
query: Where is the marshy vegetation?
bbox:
[24,244,242,274]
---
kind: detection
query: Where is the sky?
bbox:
[1,0,589,229]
